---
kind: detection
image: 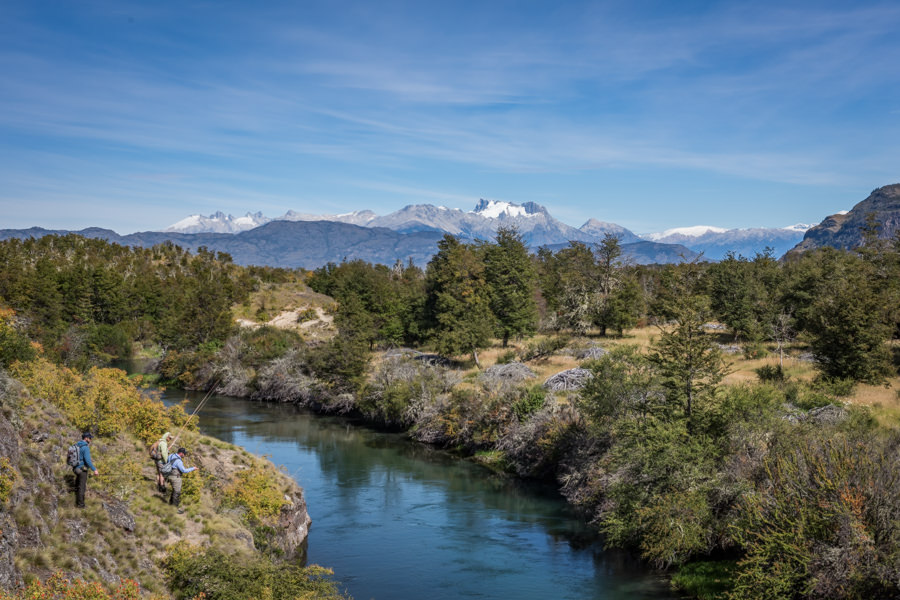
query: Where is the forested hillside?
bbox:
[2,227,900,599]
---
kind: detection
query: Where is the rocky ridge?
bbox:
[788,184,900,255]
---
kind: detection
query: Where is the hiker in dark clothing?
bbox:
[166,447,198,513]
[73,432,99,508]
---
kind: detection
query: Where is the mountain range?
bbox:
[163,199,811,260]
[0,222,696,269]
[9,185,899,269]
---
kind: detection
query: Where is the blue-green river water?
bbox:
[157,386,674,600]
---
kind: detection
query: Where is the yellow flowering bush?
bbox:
[223,468,287,523]
[10,358,194,443]
[0,571,140,600]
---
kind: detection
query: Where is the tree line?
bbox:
[0,235,293,367]
[1,228,898,384]
[309,226,900,384]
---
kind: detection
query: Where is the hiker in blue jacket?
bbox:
[73,432,99,508]
[165,447,199,513]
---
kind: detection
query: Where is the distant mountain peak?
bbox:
[164,211,269,234]
[782,223,815,233]
[645,225,729,241]
[471,199,542,219]
[281,209,377,226]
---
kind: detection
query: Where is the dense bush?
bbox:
[359,355,457,428]
[0,308,36,368]
[223,468,289,524]
[754,364,785,383]
[158,345,222,389]
[510,385,546,421]
[731,431,900,600]
[497,402,584,480]
[164,543,346,600]
[0,572,140,600]
[11,358,193,442]
[237,326,303,367]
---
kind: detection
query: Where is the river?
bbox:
[151,383,674,600]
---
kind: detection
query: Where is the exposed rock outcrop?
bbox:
[786,184,900,257]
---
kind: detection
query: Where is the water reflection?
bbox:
[153,384,672,600]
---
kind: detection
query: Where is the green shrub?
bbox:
[782,381,832,411]
[164,543,346,600]
[754,364,784,383]
[240,326,302,366]
[297,308,318,323]
[637,490,713,567]
[88,323,133,360]
[742,343,768,360]
[495,350,517,365]
[158,346,219,388]
[511,385,546,421]
[731,432,900,600]
[671,560,738,600]
[601,417,721,564]
[223,468,288,524]
[438,388,512,452]
[812,376,856,398]
[0,308,36,368]
[358,379,414,427]
[0,456,17,505]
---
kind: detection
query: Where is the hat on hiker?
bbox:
[178,447,187,455]
[82,432,93,439]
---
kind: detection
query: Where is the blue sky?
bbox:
[2,0,899,234]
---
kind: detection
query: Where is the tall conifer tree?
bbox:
[483,227,538,347]
[425,235,494,366]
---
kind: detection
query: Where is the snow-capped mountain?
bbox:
[163,200,642,249]
[361,199,610,247]
[644,226,729,241]
[161,202,815,260]
[280,209,378,227]
[472,199,538,219]
[642,224,815,260]
[164,211,270,234]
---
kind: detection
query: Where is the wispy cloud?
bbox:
[1,0,899,232]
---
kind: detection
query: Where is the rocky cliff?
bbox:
[787,184,900,256]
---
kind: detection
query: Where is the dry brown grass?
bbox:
[459,326,900,414]
[232,280,335,332]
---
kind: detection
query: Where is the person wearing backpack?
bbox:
[165,447,198,513]
[72,432,98,508]
[150,432,173,493]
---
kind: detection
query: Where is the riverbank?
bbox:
[156,330,900,600]
[0,362,346,599]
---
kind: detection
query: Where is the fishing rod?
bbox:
[171,377,220,447]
